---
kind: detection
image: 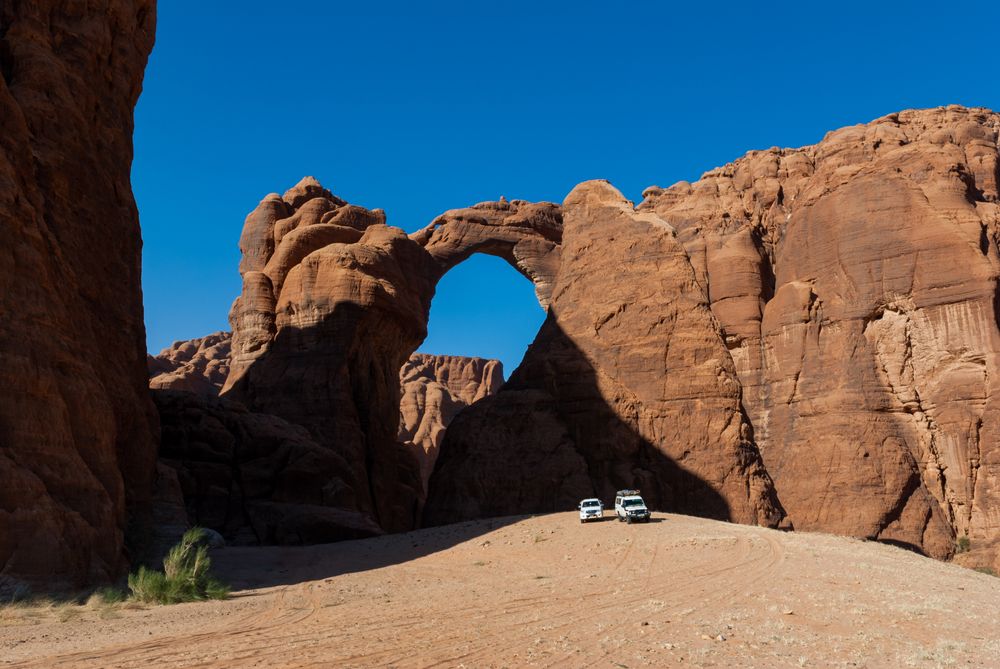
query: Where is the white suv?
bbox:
[614,490,651,523]
[578,498,604,523]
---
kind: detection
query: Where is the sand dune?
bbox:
[2,513,998,668]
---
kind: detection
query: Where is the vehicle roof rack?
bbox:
[616,489,641,496]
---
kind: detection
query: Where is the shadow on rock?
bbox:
[423,314,741,525]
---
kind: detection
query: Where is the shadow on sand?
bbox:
[210,515,527,590]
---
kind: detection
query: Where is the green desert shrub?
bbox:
[974,566,997,577]
[955,535,971,554]
[127,528,229,604]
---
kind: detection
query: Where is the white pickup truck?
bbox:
[578,498,604,523]
[614,489,651,523]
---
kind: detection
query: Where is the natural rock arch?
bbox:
[222,178,563,534]
[222,177,783,539]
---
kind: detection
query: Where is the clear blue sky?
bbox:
[136,0,999,375]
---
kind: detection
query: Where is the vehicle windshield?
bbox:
[582,501,601,507]
[623,498,645,507]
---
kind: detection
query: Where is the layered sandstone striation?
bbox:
[0,1,157,593]
[639,105,1000,559]
[424,182,785,527]
[148,332,231,396]
[398,354,504,486]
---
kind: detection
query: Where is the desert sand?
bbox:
[2,512,998,668]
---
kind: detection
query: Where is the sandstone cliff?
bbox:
[424,182,785,527]
[639,105,1000,559]
[220,177,787,538]
[148,335,503,485]
[0,1,157,594]
[163,107,1000,566]
[153,389,383,545]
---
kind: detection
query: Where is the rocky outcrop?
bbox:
[223,182,565,534]
[639,105,1000,558]
[148,332,231,396]
[0,1,157,594]
[398,354,504,487]
[424,182,785,527]
[149,332,503,531]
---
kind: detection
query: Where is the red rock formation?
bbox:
[640,105,1000,558]
[223,184,564,534]
[0,1,157,593]
[148,332,231,396]
[398,354,504,487]
[148,331,503,529]
[424,181,785,527]
[148,332,502,492]
[198,108,1000,562]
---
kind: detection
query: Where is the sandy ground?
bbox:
[2,512,999,668]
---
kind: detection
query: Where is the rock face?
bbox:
[148,333,503,492]
[223,183,565,534]
[0,1,157,593]
[148,332,231,396]
[398,354,504,487]
[148,333,503,539]
[639,106,1000,558]
[153,390,382,545]
[424,182,785,527]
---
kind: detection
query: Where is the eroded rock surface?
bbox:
[398,354,504,487]
[149,332,504,530]
[0,0,157,593]
[640,105,1000,557]
[186,107,1000,562]
[148,332,231,396]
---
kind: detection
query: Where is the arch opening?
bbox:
[397,253,546,491]
[422,253,545,374]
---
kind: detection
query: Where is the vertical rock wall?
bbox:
[0,1,157,593]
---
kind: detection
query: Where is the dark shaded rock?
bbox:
[0,0,157,594]
[154,390,381,545]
